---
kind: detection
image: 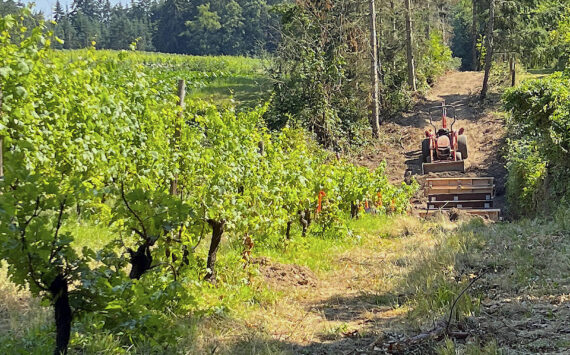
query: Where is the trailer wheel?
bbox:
[458,135,468,159]
[422,138,430,163]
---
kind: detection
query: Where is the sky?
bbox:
[21,1,129,17]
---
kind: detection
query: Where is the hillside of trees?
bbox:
[1,0,283,54]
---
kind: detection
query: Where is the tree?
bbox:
[267,1,371,148]
[369,0,381,136]
[185,3,222,54]
[480,0,494,100]
[471,0,478,70]
[54,0,65,22]
[404,0,416,91]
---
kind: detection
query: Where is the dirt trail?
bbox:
[198,73,569,354]
[355,71,507,211]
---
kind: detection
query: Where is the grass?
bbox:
[1,210,568,353]
[189,75,273,110]
[54,49,273,110]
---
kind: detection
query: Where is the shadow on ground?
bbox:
[210,215,569,354]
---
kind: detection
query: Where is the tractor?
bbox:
[421,102,468,174]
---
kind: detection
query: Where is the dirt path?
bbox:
[223,213,569,355]
[201,75,569,354]
[355,71,508,212]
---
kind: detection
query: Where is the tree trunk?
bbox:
[480,0,494,100]
[128,243,153,279]
[440,5,447,44]
[350,202,359,219]
[286,221,292,240]
[404,0,417,91]
[369,0,381,136]
[299,209,311,237]
[49,274,72,355]
[425,0,431,39]
[205,219,225,282]
[390,0,397,71]
[471,0,478,70]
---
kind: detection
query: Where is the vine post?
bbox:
[510,55,516,87]
[170,79,186,196]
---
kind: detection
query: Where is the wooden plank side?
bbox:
[428,200,494,209]
[419,209,500,221]
[426,186,495,194]
[426,177,494,187]
[425,177,494,182]
[429,193,493,202]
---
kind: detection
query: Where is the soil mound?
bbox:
[252,257,317,289]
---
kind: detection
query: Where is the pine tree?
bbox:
[54,0,65,22]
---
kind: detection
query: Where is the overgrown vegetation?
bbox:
[0,11,417,354]
[503,71,570,217]
[266,1,458,149]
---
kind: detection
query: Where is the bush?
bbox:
[417,33,460,86]
[502,73,570,216]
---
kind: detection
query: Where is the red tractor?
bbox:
[421,102,468,174]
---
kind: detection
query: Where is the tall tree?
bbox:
[480,0,494,100]
[404,0,416,91]
[471,0,478,70]
[54,0,65,22]
[369,0,381,136]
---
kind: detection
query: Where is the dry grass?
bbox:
[0,265,51,348]
[1,211,568,354]
[185,211,568,354]
[182,214,470,354]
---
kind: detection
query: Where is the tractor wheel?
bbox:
[457,135,468,159]
[422,138,430,163]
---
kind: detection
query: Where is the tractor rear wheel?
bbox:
[457,135,468,159]
[422,138,430,163]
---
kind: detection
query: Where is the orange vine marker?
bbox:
[316,190,326,214]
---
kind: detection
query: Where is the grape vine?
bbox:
[0,11,417,354]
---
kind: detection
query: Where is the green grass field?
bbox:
[55,50,272,109]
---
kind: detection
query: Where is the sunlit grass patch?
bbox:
[63,221,115,252]
[0,266,52,354]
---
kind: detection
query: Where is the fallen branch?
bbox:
[446,272,485,333]
[379,272,485,353]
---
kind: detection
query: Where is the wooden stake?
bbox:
[510,55,516,87]
[170,79,186,196]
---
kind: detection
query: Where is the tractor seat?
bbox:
[437,135,450,148]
